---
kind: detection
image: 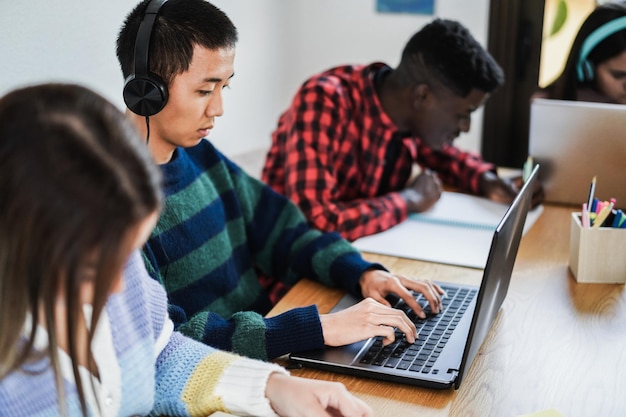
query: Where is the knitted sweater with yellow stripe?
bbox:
[0,251,287,417]
[141,139,383,360]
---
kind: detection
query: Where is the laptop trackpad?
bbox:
[329,293,360,313]
[316,340,369,365]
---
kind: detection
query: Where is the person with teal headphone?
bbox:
[537,2,626,104]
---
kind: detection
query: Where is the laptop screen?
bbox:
[528,98,626,206]
[454,165,538,389]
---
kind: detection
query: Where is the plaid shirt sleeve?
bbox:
[415,142,496,193]
[263,78,409,242]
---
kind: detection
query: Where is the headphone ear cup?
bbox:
[123,73,168,117]
[576,59,595,82]
[582,60,594,82]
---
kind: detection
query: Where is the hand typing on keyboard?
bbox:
[320,297,418,346]
[359,285,475,374]
[392,290,447,321]
[358,269,444,319]
[319,270,444,348]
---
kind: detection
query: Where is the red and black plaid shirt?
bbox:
[262,63,495,241]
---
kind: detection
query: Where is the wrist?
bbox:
[399,188,420,212]
[478,170,499,196]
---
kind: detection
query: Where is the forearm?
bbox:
[279,226,385,299]
[304,191,409,242]
[153,332,288,417]
[417,145,495,193]
[240,180,378,298]
[177,306,325,360]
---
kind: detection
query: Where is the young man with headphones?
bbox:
[537,2,626,103]
[117,0,444,371]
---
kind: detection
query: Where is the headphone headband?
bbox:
[577,15,626,81]
[133,0,168,76]
[123,0,169,117]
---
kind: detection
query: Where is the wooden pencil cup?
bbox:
[569,213,626,284]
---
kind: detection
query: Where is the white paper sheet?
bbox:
[352,192,544,269]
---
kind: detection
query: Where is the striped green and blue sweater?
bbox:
[142,139,382,360]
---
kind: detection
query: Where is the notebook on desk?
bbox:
[352,191,543,269]
[289,166,539,390]
[528,98,626,206]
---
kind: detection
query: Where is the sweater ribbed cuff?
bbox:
[264,304,324,359]
[215,358,289,417]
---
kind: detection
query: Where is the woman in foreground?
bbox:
[0,83,372,417]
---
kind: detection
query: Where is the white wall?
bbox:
[1,1,129,106]
[0,0,490,158]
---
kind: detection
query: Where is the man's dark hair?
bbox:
[116,0,238,86]
[397,18,505,97]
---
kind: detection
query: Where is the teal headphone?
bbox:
[576,15,626,82]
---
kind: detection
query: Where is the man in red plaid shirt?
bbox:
[263,19,541,242]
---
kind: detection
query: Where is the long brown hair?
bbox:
[0,83,162,415]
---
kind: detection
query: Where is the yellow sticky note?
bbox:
[516,409,565,417]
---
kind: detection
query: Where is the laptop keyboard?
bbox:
[358,285,477,375]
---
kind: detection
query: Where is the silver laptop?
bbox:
[289,166,539,390]
[528,98,626,206]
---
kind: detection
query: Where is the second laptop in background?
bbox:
[528,98,626,206]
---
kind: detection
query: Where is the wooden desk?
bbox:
[268,205,626,417]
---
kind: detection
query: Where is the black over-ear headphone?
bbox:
[123,0,169,116]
